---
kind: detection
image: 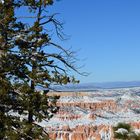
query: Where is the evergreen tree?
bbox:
[0,0,80,139]
[113,123,140,140]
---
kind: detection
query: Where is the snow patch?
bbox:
[115,128,128,134]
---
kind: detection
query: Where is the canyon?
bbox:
[41,87,140,140]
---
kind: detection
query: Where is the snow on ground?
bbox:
[41,87,140,129]
[43,117,94,130]
[115,128,128,134]
[58,95,101,103]
[134,129,140,135]
[42,108,140,129]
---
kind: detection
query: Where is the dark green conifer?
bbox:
[0,0,80,139]
[113,123,140,140]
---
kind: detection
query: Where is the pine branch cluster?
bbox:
[0,0,79,139]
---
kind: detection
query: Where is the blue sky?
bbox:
[47,0,140,83]
[17,0,140,83]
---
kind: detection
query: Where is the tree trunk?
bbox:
[28,109,33,123]
[28,79,35,123]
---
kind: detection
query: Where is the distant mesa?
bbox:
[49,81,140,91]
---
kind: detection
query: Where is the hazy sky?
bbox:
[18,0,140,83]
[48,0,140,83]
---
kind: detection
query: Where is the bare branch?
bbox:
[45,53,86,76]
[39,13,59,25]
[49,42,69,55]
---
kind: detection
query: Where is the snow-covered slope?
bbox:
[41,87,140,140]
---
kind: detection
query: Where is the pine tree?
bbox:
[113,123,140,140]
[0,0,80,139]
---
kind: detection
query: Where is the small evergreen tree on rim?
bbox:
[113,122,140,140]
